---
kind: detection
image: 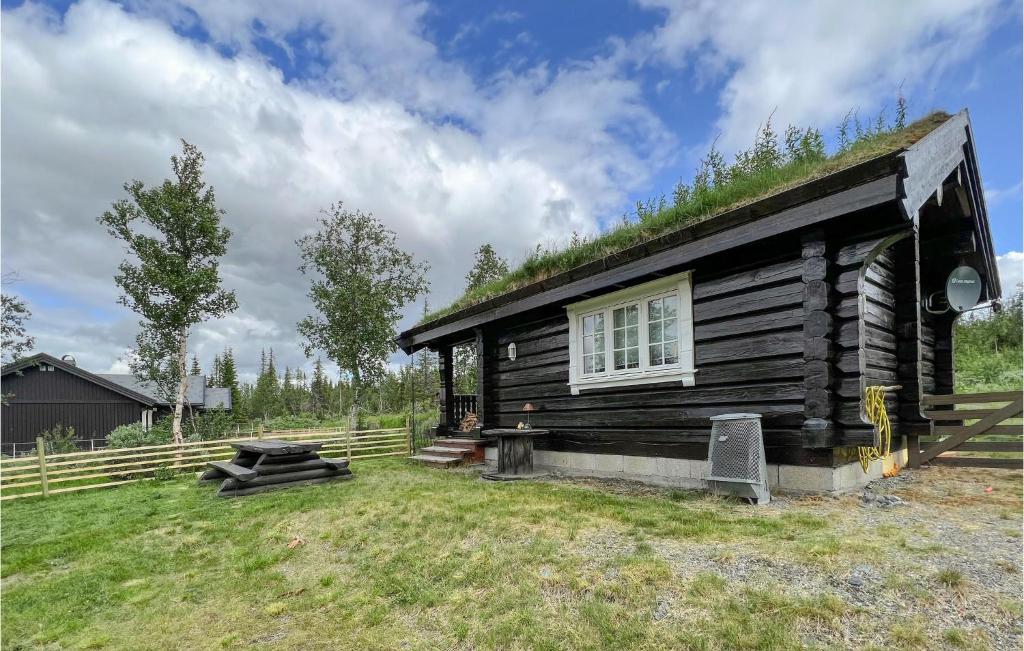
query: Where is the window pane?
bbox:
[595,313,604,332]
[649,321,662,344]
[663,295,678,319]
[663,318,678,342]
[626,326,638,347]
[613,308,624,328]
[594,353,605,373]
[594,333,604,350]
[583,356,594,374]
[583,336,594,355]
[626,348,639,367]
[613,328,624,349]
[583,315,594,335]
[649,298,662,321]
[649,344,663,366]
[614,349,625,368]
[626,305,638,326]
[664,341,679,364]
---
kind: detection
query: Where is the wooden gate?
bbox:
[913,391,1023,469]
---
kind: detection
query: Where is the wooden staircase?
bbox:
[410,437,488,468]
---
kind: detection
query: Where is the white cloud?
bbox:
[1,0,670,381]
[635,0,1002,153]
[997,251,1023,299]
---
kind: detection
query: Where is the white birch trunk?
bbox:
[171,326,189,447]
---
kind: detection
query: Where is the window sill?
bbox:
[569,369,697,394]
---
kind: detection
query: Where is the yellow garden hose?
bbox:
[858,385,900,473]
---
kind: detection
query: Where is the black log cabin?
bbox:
[397,111,1000,486]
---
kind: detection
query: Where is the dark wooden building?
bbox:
[2,353,233,453]
[397,111,1000,492]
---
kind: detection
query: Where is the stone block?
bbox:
[593,454,624,474]
[622,455,659,477]
[777,465,835,492]
[573,452,598,471]
[656,457,690,479]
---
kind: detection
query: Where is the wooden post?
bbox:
[801,230,836,448]
[406,416,412,454]
[346,427,353,462]
[257,423,264,440]
[36,436,49,498]
[474,327,489,429]
[438,345,455,435]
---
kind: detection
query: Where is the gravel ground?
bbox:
[554,467,1023,650]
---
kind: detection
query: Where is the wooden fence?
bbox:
[914,391,1023,469]
[0,427,410,501]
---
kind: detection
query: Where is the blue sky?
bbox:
[1,0,1021,380]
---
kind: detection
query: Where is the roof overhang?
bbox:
[1,353,158,406]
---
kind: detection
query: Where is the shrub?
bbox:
[40,423,78,454]
[107,422,171,449]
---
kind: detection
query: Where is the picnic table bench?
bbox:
[199,440,353,497]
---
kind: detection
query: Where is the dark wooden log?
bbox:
[232,440,324,456]
[206,461,258,482]
[219,467,344,492]
[695,329,803,364]
[254,452,320,465]
[693,258,803,300]
[694,282,804,322]
[694,307,803,341]
[219,475,353,497]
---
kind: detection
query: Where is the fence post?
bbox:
[36,436,49,498]
[406,416,412,454]
[346,427,353,462]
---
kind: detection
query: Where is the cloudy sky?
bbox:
[2,0,1021,382]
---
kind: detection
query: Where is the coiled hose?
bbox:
[858,385,900,473]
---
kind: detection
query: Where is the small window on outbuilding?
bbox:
[566,271,696,394]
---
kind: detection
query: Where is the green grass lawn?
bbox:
[2,459,1020,650]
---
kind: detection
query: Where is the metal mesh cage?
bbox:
[705,413,770,504]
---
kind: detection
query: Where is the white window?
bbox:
[566,271,695,394]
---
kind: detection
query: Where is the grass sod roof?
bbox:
[418,111,953,329]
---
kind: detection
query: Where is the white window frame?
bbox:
[566,270,696,394]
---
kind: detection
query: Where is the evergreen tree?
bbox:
[250,348,282,420]
[310,358,332,417]
[190,355,201,376]
[219,348,243,421]
[465,243,509,291]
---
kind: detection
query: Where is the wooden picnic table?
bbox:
[199,439,353,497]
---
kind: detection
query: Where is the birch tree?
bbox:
[99,141,237,445]
[296,204,428,430]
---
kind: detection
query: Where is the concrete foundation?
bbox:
[483,446,908,494]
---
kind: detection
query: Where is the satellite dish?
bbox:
[945,266,982,312]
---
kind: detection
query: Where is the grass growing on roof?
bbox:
[422,109,952,325]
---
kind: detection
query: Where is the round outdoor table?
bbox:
[480,428,549,481]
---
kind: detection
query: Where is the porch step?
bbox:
[409,454,463,469]
[419,445,470,459]
[434,437,484,448]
